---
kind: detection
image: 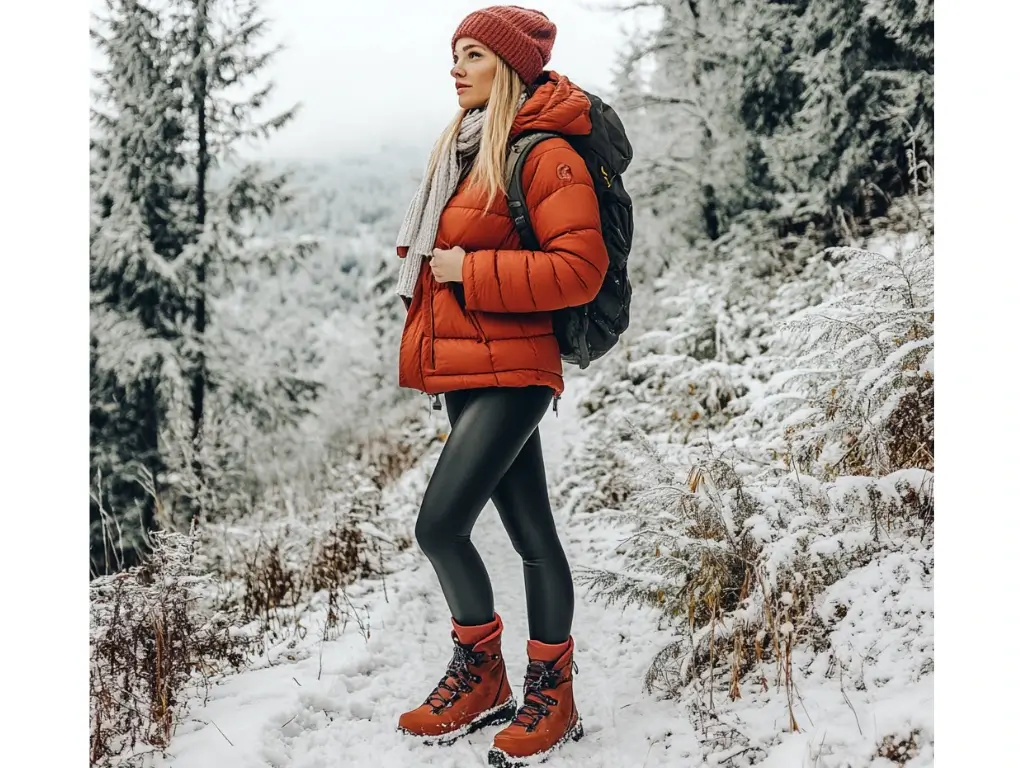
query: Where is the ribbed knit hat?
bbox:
[451,6,557,86]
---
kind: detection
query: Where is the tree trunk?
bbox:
[189,0,209,516]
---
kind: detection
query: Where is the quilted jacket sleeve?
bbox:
[461,140,608,314]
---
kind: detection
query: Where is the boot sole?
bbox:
[397,696,518,747]
[486,717,584,767]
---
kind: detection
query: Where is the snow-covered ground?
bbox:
[158,381,694,767]
[156,349,934,768]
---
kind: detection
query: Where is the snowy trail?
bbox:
[161,384,688,768]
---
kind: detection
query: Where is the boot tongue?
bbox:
[525,659,559,690]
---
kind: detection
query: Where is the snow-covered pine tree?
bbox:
[610,0,781,252]
[90,0,191,573]
[155,0,320,517]
[91,0,322,567]
[619,0,725,245]
[675,0,771,243]
[752,0,934,241]
[612,0,933,251]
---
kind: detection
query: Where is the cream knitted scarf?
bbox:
[395,95,527,298]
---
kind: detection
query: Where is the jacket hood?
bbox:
[511,71,592,139]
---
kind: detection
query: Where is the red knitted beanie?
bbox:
[451,5,557,85]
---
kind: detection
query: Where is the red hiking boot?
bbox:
[487,637,583,766]
[397,613,517,745]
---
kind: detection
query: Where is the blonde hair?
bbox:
[425,57,526,209]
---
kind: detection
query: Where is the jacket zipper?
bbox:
[429,277,437,369]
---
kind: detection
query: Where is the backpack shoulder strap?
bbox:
[505,131,561,252]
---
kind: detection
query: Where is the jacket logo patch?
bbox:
[556,163,573,182]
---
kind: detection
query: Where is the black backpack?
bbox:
[504,90,634,370]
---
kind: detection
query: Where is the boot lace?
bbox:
[510,660,571,731]
[425,643,485,712]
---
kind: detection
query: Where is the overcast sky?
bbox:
[90,1,651,159]
[91,0,647,160]
[252,0,639,159]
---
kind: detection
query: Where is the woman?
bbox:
[393,6,608,766]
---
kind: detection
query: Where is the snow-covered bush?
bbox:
[761,241,934,478]
[572,230,934,761]
[580,445,932,690]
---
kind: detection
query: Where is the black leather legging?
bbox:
[414,385,574,644]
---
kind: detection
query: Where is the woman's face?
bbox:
[451,37,498,110]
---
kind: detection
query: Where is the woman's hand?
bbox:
[430,246,466,283]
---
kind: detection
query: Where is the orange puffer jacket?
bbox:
[397,72,609,398]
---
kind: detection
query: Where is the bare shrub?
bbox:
[352,411,442,489]
[90,526,250,766]
[310,521,374,592]
[201,449,424,637]
[241,537,304,627]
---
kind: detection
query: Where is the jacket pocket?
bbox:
[468,312,488,344]
[450,284,488,344]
